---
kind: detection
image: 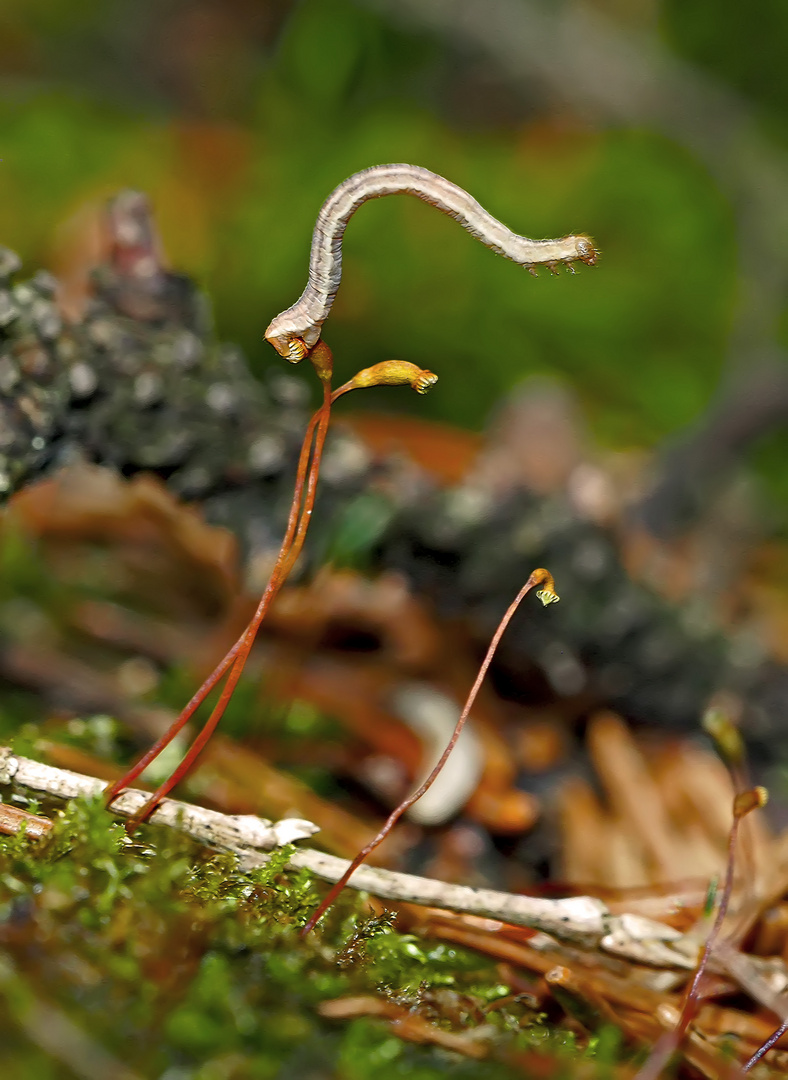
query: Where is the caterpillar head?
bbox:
[574,235,597,266]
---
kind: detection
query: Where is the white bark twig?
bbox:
[0,746,319,853]
[0,747,748,972]
[0,746,695,960]
[243,845,613,947]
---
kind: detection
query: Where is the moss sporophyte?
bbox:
[0,166,605,1076]
[102,166,585,934]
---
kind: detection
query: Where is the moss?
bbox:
[0,796,619,1078]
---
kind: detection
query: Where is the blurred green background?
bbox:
[1,0,785,457]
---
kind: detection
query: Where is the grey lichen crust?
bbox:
[0,242,290,497]
[0,204,375,568]
[0,251,66,498]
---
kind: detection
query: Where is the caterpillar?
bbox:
[265,163,596,363]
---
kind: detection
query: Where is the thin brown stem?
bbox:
[108,359,333,826]
[122,383,334,828]
[102,645,239,805]
[280,392,333,579]
[744,1019,788,1071]
[300,568,558,936]
[635,788,766,1080]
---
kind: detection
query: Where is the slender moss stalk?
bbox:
[106,344,335,827]
[301,568,559,935]
[106,352,440,829]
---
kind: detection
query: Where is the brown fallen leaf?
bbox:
[0,802,52,840]
[317,994,490,1059]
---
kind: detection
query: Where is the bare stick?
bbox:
[301,567,560,935]
[0,746,630,949]
[0,746,319,853]
[0,744,777,970]
[265,164,596,361]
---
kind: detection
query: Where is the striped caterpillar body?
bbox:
[265,163,596,362]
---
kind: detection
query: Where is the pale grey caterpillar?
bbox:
[265,163,597,363]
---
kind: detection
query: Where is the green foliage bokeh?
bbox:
[0,0,745,446]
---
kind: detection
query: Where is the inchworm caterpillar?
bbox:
[265,164,597,362]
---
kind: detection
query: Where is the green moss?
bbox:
[0,796,622,1078]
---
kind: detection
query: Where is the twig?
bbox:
[12,750,788,1054]
[16,745,788,1016]
[0,801,52,840]
[0,744,694,954]
[256,844,612,946]
[0,746,319,855]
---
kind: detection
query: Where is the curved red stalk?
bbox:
[102,645,239,803]
[300,567,558,936]
[106,372,333,827]
[744,1018,788,1071]
[635,788,766,1080]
